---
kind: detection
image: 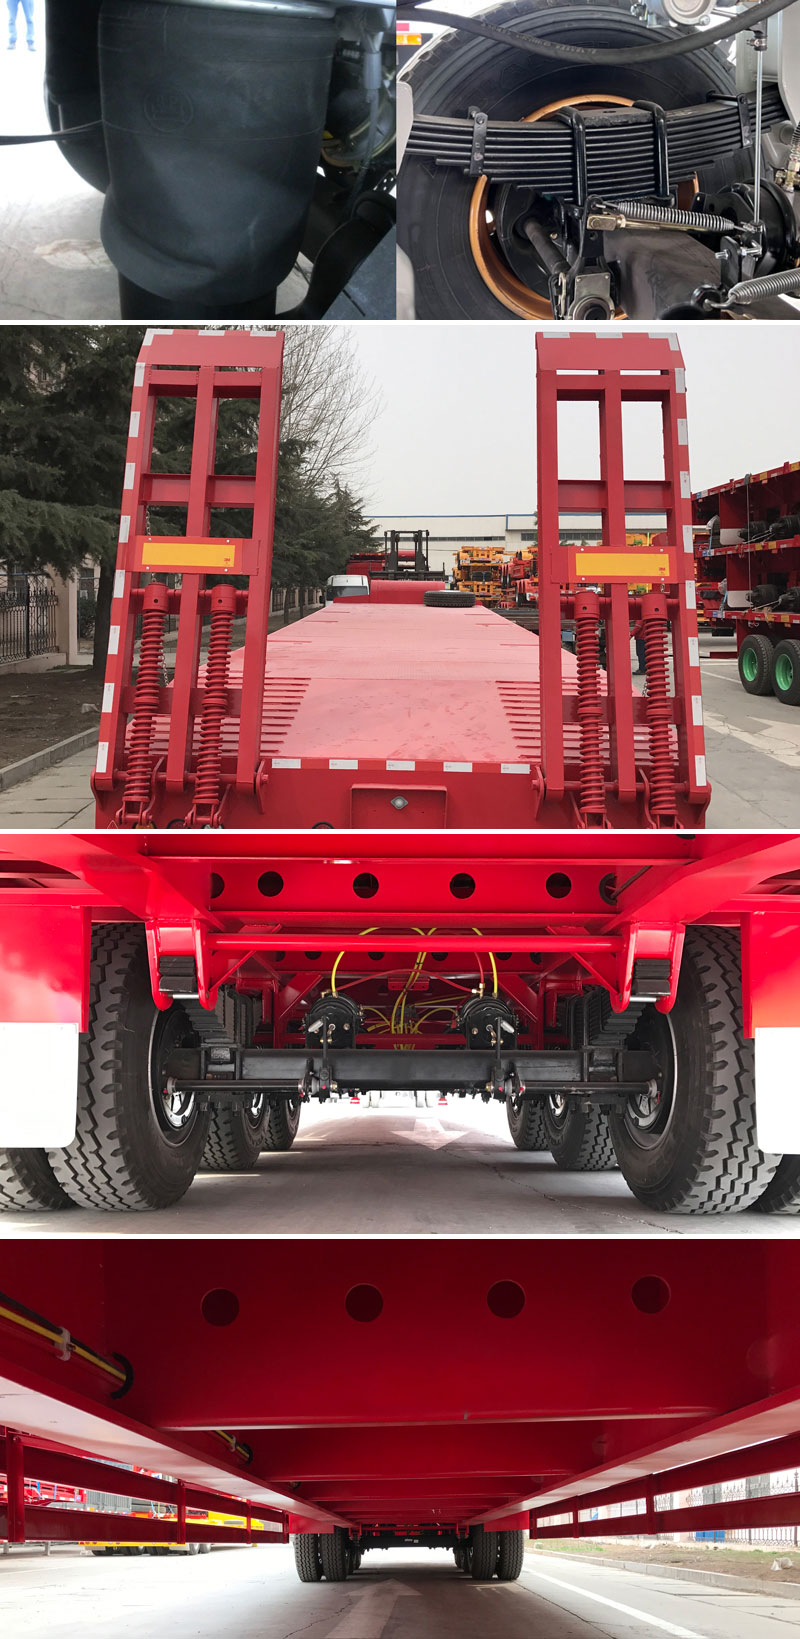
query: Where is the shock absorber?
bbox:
[573,590,606,825]
[640,593,677,824]
[187,582,237,827]
[118,581,169,826]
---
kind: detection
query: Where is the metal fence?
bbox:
[0,574,58,663]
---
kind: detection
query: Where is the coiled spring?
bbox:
[726,267,800,304]
[575,611,606,823]
[119,587,167,825]
[610,200,737,233]
[190,585,236,826]
[642,616,677,822]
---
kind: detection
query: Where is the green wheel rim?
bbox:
[741,647,759,683]
[775,653,794,693]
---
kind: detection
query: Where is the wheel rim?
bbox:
[741,646,759,683]
[468,95,632,319]
[148,1006,200,1147]
[244,1093,266,1129]
[775,652,794,692]
[547,1092,568,1127]
[620,1010,677,1151]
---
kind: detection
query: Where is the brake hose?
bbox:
[398,0,800,65]
[0,121,102,145]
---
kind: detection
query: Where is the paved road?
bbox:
[0,633,796,829]
[2,1545,798,1639]
[4,1099,797,1236]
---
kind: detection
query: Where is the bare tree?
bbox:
[279,326,381,491]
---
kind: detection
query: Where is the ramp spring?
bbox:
[642,615,677,821]
[189,584,237,826]
[575,608,606,823]
[119,585,167,826]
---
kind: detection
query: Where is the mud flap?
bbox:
[0,1023,79,1146]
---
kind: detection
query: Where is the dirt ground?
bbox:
[529,1538,800,1586]
[0,668,103,767]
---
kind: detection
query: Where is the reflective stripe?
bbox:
[272,758,300,769]
[118,516,130,543]
[691,695,703,726]
[102,683,114,714]
[123,463,135,490]
[386,760,415,771]
[129,411,140,439]
[113,571,125,599]
[695,754,707,786]
[108,626,120,655]
[329,759,358,770]
[501,763,530,774]
[443,761,472,773]
[96,742,109,774]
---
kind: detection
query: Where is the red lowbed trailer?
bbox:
[694,460,800,704]
[3,1241,800,1579]
[91,328,709,829]
[1,830,800,1217]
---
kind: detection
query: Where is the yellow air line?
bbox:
[472,928,498,995]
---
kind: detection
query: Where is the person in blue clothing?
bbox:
[7,0,35,50]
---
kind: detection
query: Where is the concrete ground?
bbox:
[0,633,797,829]
[0,17,307,319]
[4,1098,798,1237]
[2,1544,799,1638]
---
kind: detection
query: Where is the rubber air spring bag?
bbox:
[97,0,337,303]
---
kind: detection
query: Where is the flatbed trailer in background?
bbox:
[1,830,800,1217]
[91,328,709,830]
[2,1242,800,1582]
[694,461,800,703]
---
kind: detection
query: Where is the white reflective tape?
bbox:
[694,753,707,786]
[688,636,699,666]
[443,762,472,773]
[134,362,145,386]
[123,463,135,490]
[755,1028,800,1151]
[272,758,300,769]
[691,695,703,726]
[667,334,680,351]
[118,516,130,543]
[128,410,140,439]
[199,329,225,337]
[329,759,358,770]
[108,626,120,655]
[113,570,126,599]
[143,328,174,344]
[684,581,696,609]
[542,331,569,340]
[680,472,691,497]
[683,524,693,553]
[598,330,623,339]
[96,740,109,773]
[501,763,531,774]
[0,1023,79,1147]
[677,418,688,445]
[386,760,415,771]
[675,368,686,393]
[102,683,115,714]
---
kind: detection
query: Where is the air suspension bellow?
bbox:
[97,0,337,309]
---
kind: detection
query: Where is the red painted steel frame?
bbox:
[694,459,800,650]
[92,329,708,830]
[92,327,283,828]
[2,1242,800,1541]
[536,331,707,828]
[1,832,800,1035]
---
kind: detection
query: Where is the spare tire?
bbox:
[400,0,748,321]
[424,589,476,607]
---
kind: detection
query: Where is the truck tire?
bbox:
[0,1149,74,1213]
[49,925,211,1211]
[771,639,800,706]
[738,633,775,696]
[506,1095,547,1150]
[423,589,475,607]
[497,1529,525,1581]
[347,1545,362,1573]
[263,1094,302,1151]
[454,1544,467,1571]
[469,1525,498,1581]
[293,1533,323,1582]
[202,1096,269,1172]
[608,929,779,1214]
[749,1156,800,1215]
[320,1527,350,1581]
[542,1097,616,1171]
[400,0,744,322]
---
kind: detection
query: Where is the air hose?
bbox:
[397,0,800,65]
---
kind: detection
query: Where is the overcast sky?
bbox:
[345,323,800,517]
